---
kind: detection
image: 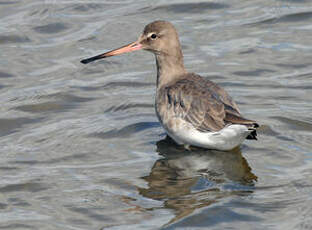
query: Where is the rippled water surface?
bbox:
[1,0,312,229]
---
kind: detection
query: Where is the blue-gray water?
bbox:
[0,0,312,229]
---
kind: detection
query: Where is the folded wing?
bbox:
[158,74,258,136]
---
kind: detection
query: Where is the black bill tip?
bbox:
[80,59,91,64]
[80,53,106,64]
[81,56,99,64]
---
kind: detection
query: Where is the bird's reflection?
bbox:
[138,136,257,225]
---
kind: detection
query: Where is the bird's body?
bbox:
[81,21,259,151]
[155,73,257,150]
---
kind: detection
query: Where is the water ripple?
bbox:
[144,2,229,14]
[91,122,160,139]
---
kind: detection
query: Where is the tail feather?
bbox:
[225,113,259,140]
[246,129,257,140]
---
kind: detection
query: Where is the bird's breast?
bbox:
[155,89,189,137]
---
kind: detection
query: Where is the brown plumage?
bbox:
[81,20,259,150]
[156,73,258,139]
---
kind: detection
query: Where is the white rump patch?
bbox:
[166,121,251,151]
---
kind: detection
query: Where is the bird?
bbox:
[81,20,259,151]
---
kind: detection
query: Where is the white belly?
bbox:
[160,117,251,151]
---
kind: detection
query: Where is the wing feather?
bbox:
[158,74,258,133]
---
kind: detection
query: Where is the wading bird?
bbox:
[81,21,259,151]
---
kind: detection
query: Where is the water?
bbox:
[0,0,312,229]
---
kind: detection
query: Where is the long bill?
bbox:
[81,41,142,64]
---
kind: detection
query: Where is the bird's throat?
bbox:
[155,53,186,89]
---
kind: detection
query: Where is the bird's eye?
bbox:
[150,33,157,39]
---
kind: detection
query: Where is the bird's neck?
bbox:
[155,52,186,89]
